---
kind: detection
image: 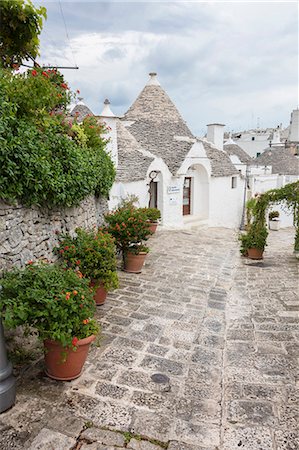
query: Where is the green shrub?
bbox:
[141,207,161,222]
[0,263,99,348]
[268,211,280,220]
[0,68,115,207]
[54,228,119,291]
[105,205,152,255]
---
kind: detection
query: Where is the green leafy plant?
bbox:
[54,228,119,291]
[140,207,161,223]
[104,206,152,257]
[0,68,115,207]
[240,181,299,255]
[269,210,280,220]
[239,223,268,253]
[0,0,47,68]
[0,262,99,348]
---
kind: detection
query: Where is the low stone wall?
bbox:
[0,196,108,272]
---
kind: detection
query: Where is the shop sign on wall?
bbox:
[167,185,180,195]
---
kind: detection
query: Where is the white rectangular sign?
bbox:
[167,185,180,194]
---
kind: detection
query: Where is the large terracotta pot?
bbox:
[90,280,107,305]
[124,252,147,273]
[44,335,95,381]
[247,248,264,260]
[148,222,158,234]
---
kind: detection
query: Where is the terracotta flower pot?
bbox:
[247,248,264,260]
[148,222,158,234]
[44,334,95,381]
[90,280,107,305]
[124,252,147,273]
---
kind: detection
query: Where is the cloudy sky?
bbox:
[35,1,298,136]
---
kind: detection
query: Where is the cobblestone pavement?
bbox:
[1,228,298,450]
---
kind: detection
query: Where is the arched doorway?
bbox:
[183,164,209,220]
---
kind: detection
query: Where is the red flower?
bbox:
[73,290,78,296]
[61,83,68,89]
[64,246,69,251]
[76,89,80,94]
[76,260,81,265]
[42,71,49,78]
[65,292,71,300]
[31,70,37,77]
[59,249,64,254]
[72,337,79,346]
[27,260,34,265]
[83,319,89,325]
[79,303,83,308]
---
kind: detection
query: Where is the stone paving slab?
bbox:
[1,227,298,449]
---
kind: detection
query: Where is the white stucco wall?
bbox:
[108,180,149,211]
[209,176,245,228]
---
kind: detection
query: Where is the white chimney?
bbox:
[147,72,160,86]
[99,99,118,167]
[271,128,281,145]
[289,109,299,143]
[207,123,225,151]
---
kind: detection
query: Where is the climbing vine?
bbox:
[240,181,299,254]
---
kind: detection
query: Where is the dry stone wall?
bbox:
[0,196,108,272]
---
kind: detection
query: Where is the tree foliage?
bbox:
[0,0,46,68]
[0,68,115,207]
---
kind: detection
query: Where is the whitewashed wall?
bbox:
[209,176,245,228]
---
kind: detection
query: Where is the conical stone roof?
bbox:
[123,77,194,174]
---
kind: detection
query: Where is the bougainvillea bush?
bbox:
[54,227,119,291]
[0,68,115,207]
[0,262,99,349]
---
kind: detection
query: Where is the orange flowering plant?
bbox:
[0,262,99,349]
[53,227,119,291]
[104,205,152,257]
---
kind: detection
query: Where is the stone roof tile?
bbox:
[116,121,154,183]
[201,141,239,177]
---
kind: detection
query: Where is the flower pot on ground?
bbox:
[140,207,161,234]
[268,211,280,231]
[54,228,119,305]
[124,245,149,273]
[247,248,264,260]
[0,263,99,380]
[239,222,268,260]
[105,205,152,273]
[89,279,107,305]
[44,334,95,380]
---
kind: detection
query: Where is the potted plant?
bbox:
[239,222,268,260]
[54,228,119,305]
[268,210,280,231]
[141,207,161,234]
[105,206,152,273]
[0,262,99,380]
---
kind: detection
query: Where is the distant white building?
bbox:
[231,108,299,158]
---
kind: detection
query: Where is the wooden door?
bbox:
[183,177,191,215]
[149,181,158,208]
